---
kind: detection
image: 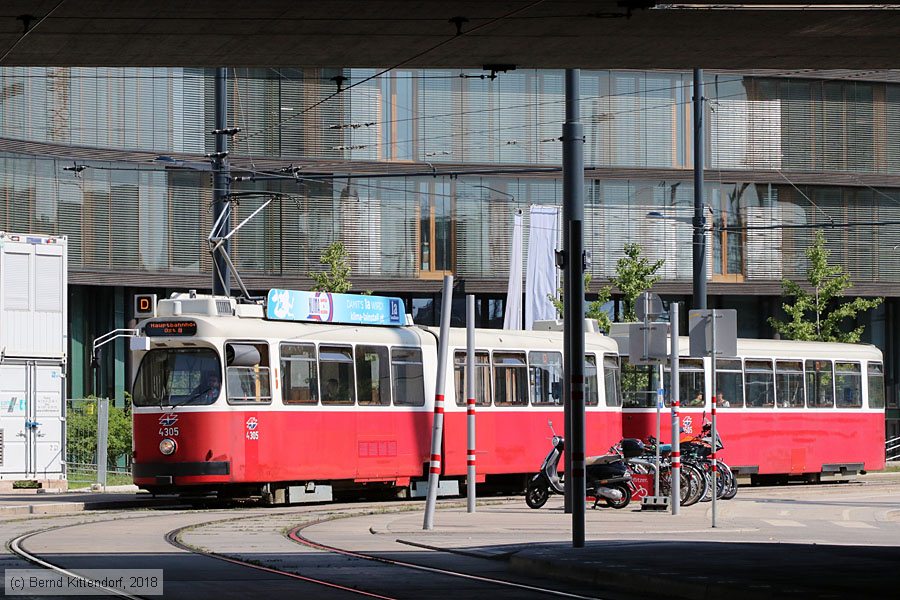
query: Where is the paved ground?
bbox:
[298,474,900,599]
[1,473,898,599]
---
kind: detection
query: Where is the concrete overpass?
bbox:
[2,1,900,69]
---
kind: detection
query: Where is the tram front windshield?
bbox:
[133,348,222,407]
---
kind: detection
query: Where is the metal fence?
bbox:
[65,398,132,489]
[887,436,900,462]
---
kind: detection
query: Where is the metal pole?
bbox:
[692,68,706,310]
[564,68,586,548]
[670,303,681,515]
[96,397,109,491]
[424,275,454,530]
[655,383,661,499]
[466,294,477,513]
[212,67,231,297]
[711,309,718,528]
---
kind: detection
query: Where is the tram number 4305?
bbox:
[159,427,179,436]
[245,417,259,441]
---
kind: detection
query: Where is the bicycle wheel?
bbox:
[681,462,707,507]
[719,461,738,500]
[658,465,691,507]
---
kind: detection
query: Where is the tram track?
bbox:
[285,520,605,600]
[5,502,611,600]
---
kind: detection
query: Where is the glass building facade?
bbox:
[0,66,897,436]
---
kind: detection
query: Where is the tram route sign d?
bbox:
[688,309,737,358]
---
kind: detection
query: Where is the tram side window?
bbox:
[494,352,528,406]
[680,359,706,408]
[280,343,318,405]
[715,359,743,408]
[392,347,426,406]
[624,360,661,408]
[603,355,621,407]
[453,351,492,407]
[585,354,599,407]
[745,360,774,408]
[805,360,834,408]
[835,362,862,408]
[775,360,805,408]
[868,362,886,409]
[529,351,563,406]
[225,342,272,404]
[319,345,355,406]
[356,345,391,406]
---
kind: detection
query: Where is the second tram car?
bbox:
[130,291,622,502]
[621,337,886,482]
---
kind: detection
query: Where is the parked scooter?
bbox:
[525,423,632,509]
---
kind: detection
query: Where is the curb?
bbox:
[0,498,176,516]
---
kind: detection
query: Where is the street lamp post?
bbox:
[693,68,707,310]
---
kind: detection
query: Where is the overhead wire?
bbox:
[236,0,550,148]
[0,0,67,65]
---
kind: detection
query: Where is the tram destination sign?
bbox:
[144,320,198,337]
[266,289,406,326]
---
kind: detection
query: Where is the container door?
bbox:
[32,363,64,478]
[0,364,28,479]
[0,235,66,358]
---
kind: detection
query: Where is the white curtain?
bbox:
[503,211,524,329]
[525,205,560,330]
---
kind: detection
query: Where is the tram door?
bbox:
[0,361,64,481]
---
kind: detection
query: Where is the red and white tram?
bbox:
[130,291,622,501]
[621,337,886,482]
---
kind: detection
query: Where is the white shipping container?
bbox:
[0,360,66,482]
[0,233,67,359]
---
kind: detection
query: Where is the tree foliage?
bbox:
[549,273,612,332]
[548,243,664,330]
[66,398,132,468]
[612,243,665,322]
[768,229,882,342]
[309,241,352,293]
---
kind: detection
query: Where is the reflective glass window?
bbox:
[715,359,743,408]
[280,343,318,405]
[493,352,528,406]
[319,345,355,406]
[868,362,885,409]
[835,362,862,408]
[356,345,391,406]
[745,360,774,408]
[392,347,426,406]
[805,360,835,408]
[453,350,492,407]
[603,355,621,407]
[226,342,272,404]
[775,360,804,408]
[529,351,563,406]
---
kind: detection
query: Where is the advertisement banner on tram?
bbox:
[266,289,405,326]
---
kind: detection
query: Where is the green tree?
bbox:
[549,273,613,332]
[612,243,665,322]
[65,397,132,468]
[309,241,352,293]
[768,229,882,342]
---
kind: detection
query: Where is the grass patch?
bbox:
[67,469,133,487]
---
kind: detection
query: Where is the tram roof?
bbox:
[673,336,883,362]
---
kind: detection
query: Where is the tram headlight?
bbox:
[159,438,177,456]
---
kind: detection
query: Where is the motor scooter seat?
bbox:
[585,454,621,465]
